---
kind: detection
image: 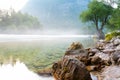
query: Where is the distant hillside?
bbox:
[22,0,90,33]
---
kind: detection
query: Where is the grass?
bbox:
[0,37,95,73]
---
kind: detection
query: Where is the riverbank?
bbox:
[51,36,120,80]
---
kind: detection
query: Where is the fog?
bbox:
[0,34,93,42]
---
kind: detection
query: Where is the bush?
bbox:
[105,31,120,41]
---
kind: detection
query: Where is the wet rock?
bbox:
[52,57,92,80]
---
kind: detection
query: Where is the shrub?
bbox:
[105,31,120,41]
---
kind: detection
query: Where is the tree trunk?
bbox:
[97,29,105,40]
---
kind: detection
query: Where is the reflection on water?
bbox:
[0,61,54,80]
[0,61,98,80]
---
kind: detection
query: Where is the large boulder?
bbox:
[52,57,92,80]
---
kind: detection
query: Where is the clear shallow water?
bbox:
[0,34,97,80]
[0,61,54,80]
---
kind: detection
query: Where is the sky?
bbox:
[22,0,90,34]
[0,0,28,12]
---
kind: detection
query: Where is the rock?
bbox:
[100,66,120,80]
[105,43,114,49]
[65,42,87,56]
[116,44,120,51]
[65,49,86,56]
[102,49,115,54]
[88,48,99,55]
[111,51,120,65]
[91,56,101,65]
[114,38,120,45]
[52,57,92,80]
[67,42,84,50]
[96,41,105,50]
[88,52,96,57]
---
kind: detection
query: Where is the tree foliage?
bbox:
[108,0,120,30]
[0,9,41,33]
[80,0,113,39]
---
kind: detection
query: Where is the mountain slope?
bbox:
[22,0,90,34]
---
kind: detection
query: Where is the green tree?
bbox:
[80,0,113,39]
[109,0,120,30]
[0,9,41,33]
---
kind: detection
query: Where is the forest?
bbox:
[0,9,41,34]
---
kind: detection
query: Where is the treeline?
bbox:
[0,9,41,33]
[80,0,120,39]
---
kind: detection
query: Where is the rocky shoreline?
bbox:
[52,36,120,80]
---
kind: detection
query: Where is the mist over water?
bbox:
[0,34,93,42]
[0,61,54,80]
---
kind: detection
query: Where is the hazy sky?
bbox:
[0,0,28,11]
[22,0,90,34]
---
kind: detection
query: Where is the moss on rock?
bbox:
[105,31,120,41]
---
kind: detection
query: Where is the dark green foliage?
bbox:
[0,9,41,33]
[109,8,120,30]
[80,0,113,26]
[80,0,113,39]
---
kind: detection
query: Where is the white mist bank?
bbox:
[0,34,94,42]
[0,61,54,80]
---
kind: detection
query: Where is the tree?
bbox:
[80,0,113,39]
[109,0,120,30]
[0,9,41,33]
